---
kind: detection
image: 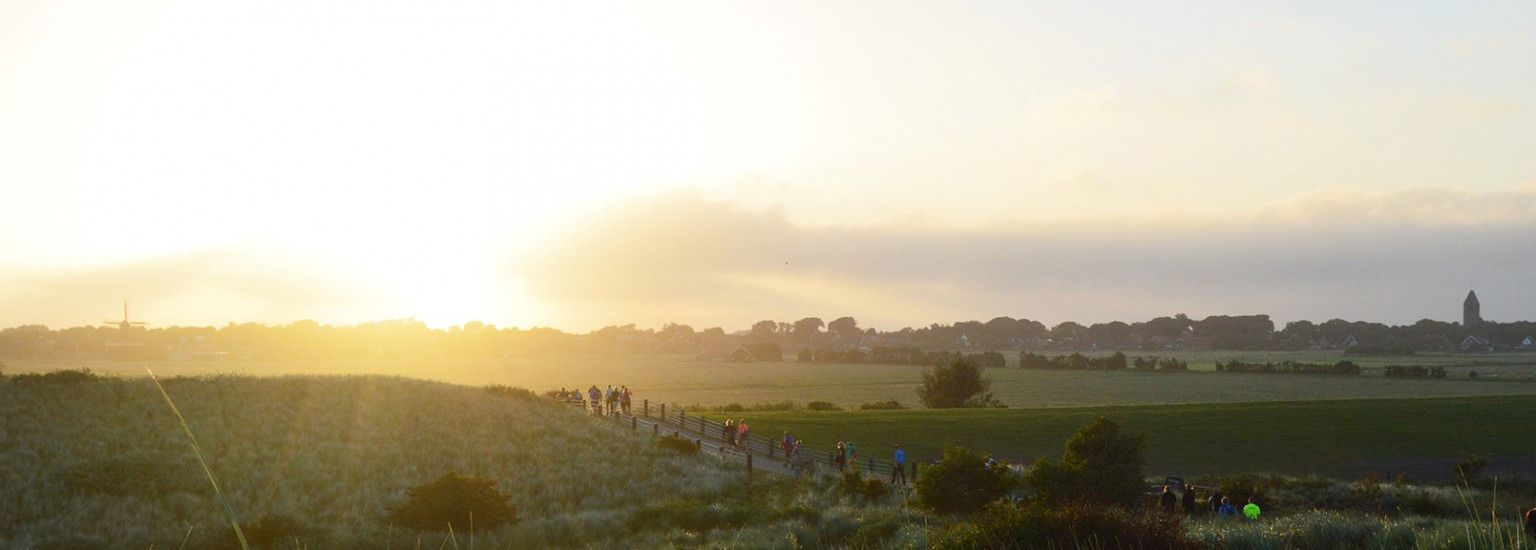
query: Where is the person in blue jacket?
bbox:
[891,444,907,485]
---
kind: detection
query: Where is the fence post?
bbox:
[911,461,918,481]
[868,457,874,471]
[747,453,753,475]
[632,416,637,431]
[652,423,658,436]
[695,439,702,451]
[680,409,686,426]
[643,399,649,418]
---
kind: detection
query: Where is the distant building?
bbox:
[696,343,755,363]
[1464,290,1482,329]
[1456,334,1492,351]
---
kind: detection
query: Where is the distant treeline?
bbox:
[1383,365,1450,379]
[1018,352,1189,372]
[797,347,1007,368]
[1214,359,1362,376]
[3,309,1533,361]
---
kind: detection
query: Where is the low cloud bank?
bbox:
[521,187,1536,329]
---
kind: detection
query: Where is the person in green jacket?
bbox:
[1243,499,1261,520]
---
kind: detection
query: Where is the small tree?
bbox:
[917,358,999,408]
[915,445,1018,514]
[388,473,516,531]
[1024,417,1146,508]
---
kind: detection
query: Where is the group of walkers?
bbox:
[1160,484,1259,520]
[721,419,751,449]
[562,384,632,416]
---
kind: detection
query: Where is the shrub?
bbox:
[1454,454,1488,482]
[805,401,842,411]
[845,512,904,547]
[483,384,538,400]
[53,451,198,496]
[204,513,308,548]
[932,501,1188,549]
[387,473,517,531]
[1024,417,1146,508]
[858,400,907,410]
[839,471,890,502]
[10,368,100,385]
[627,499,749,532]
[657,434,700,455]
[915,445,1018,514]
[917,358,1000,409]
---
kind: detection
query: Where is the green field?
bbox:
[12,351,1536,409]
[740,395,1536,480]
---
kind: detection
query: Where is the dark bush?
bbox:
[1454,454,1488,481]
[387,473,516,531]
[246,513,307,547]
[918,358,1000,409]
[204,513,308,548]
[858,400,907,410]
[932,501,1189,549]
[839,471,890,502]
[657,434,700,455]
[845,513,904,548]
[11,368,100,385]
[1024,417,1146,508]
[806,401,843,411]
[482,385,538,400]
[915,445,1018,514]
[53,451,198,496]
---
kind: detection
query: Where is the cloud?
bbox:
[0,248,371,328]
[520,187,1536,330]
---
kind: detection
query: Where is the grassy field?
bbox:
[11,351,1536,409]
[742,395,1536,480]
[0,374,752,547]
[2,373,1530,548]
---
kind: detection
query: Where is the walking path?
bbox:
[565,400,847,478]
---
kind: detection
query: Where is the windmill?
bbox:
[103,301,147,333]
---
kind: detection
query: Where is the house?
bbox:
[1460,335,1494,353]
[1171,328,1212,351]
[696,342,755,363]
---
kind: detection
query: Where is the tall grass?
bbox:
[147,368,249,550]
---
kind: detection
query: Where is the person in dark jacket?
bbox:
[1208,489,1224,514]
[1159,485,1176,513]
[1525,506,1535,537]
[1182,484,1199,515]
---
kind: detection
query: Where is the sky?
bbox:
[2,0,1534,331]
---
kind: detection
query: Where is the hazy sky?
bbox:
[2,1,1534,330]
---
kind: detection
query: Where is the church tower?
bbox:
[1463,289,1482,329]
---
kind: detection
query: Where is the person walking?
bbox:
[1159,485,1176,513]
[781,431,794,466]
[737,419,749,450]
[891,444,907,486]
[1208,489,1224,514]
[1217,497,1237,518]
[1524,506,1535,537]
[1182,484,1199,515]
[835,441,847,472]
[1243,499,1261,520]
[620,385,632,415]
[723,419,735,448]
[792,440,806,478]
[587,385,601,414]
[846,441,860,473]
